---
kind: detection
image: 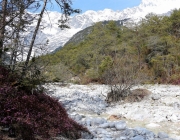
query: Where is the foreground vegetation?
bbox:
[0,0,90,139]
[0,65,89,139]
[41,9,180,85]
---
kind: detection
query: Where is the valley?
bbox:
[1,0,180,139]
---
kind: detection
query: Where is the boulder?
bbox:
[115,121,127,130]
[91,117,106,126]
[99,123,109,128]
[121,129,137,137]
[134,127,152,135]
[158,132,169,138]
[108,122,115,128]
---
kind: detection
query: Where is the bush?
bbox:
[0,65,89,139]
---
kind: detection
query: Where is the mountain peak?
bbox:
[141,0,180,8]
[29,0,180,54]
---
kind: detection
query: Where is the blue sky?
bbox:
[47,0,142,13]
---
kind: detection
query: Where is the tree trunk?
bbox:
[22,0,48,76]
[0,0,7,60]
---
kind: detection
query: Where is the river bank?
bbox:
[45,84,180,140]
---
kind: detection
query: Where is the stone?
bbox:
[170,114,178,122]
[134,127,151,135]
[108,122,115,128]
[151,94,161,100]
[173,102,180,110]
[96,128,108,134]
[102,137,112,140]
[79,120,86,126]
[146,123,161,128]
[158,132,169,138]
[111,128,116,131]
[91,117,106,126]
[80,131,94,139]
[97,134,103,138]
[85,118,91,126]
[105,134,112,138]
[130,135,145,140]
[131,113,145,121]
[119,136,127,140]
[99,123,109,128]
[122,129,137,137]
[115,121,127,130]
[74,114,83,121]
[145,131,155,139]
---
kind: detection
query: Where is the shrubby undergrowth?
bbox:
[40,9,180,84]
[0,65,88,139]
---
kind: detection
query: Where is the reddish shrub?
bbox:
[0,65,89,139]
[171,79,180,85]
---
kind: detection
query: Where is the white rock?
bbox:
[173,102,180,110]
[170,114,178,122]
[146,123,161,128]
[119,136,127,140]
[151,94,161,100]
[115,121,127,130]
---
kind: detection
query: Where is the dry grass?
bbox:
[124,88,152,103]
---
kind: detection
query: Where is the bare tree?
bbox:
[103,52,142,103]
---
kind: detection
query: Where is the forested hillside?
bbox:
[40,9,180,84]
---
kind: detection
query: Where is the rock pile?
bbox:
[45,84,180,140]
[70,114,175,140]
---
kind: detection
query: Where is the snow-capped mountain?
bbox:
[32,0,180,53]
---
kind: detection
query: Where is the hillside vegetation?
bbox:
[40,9,180,84]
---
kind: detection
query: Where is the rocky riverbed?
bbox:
[45,84,180,140]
